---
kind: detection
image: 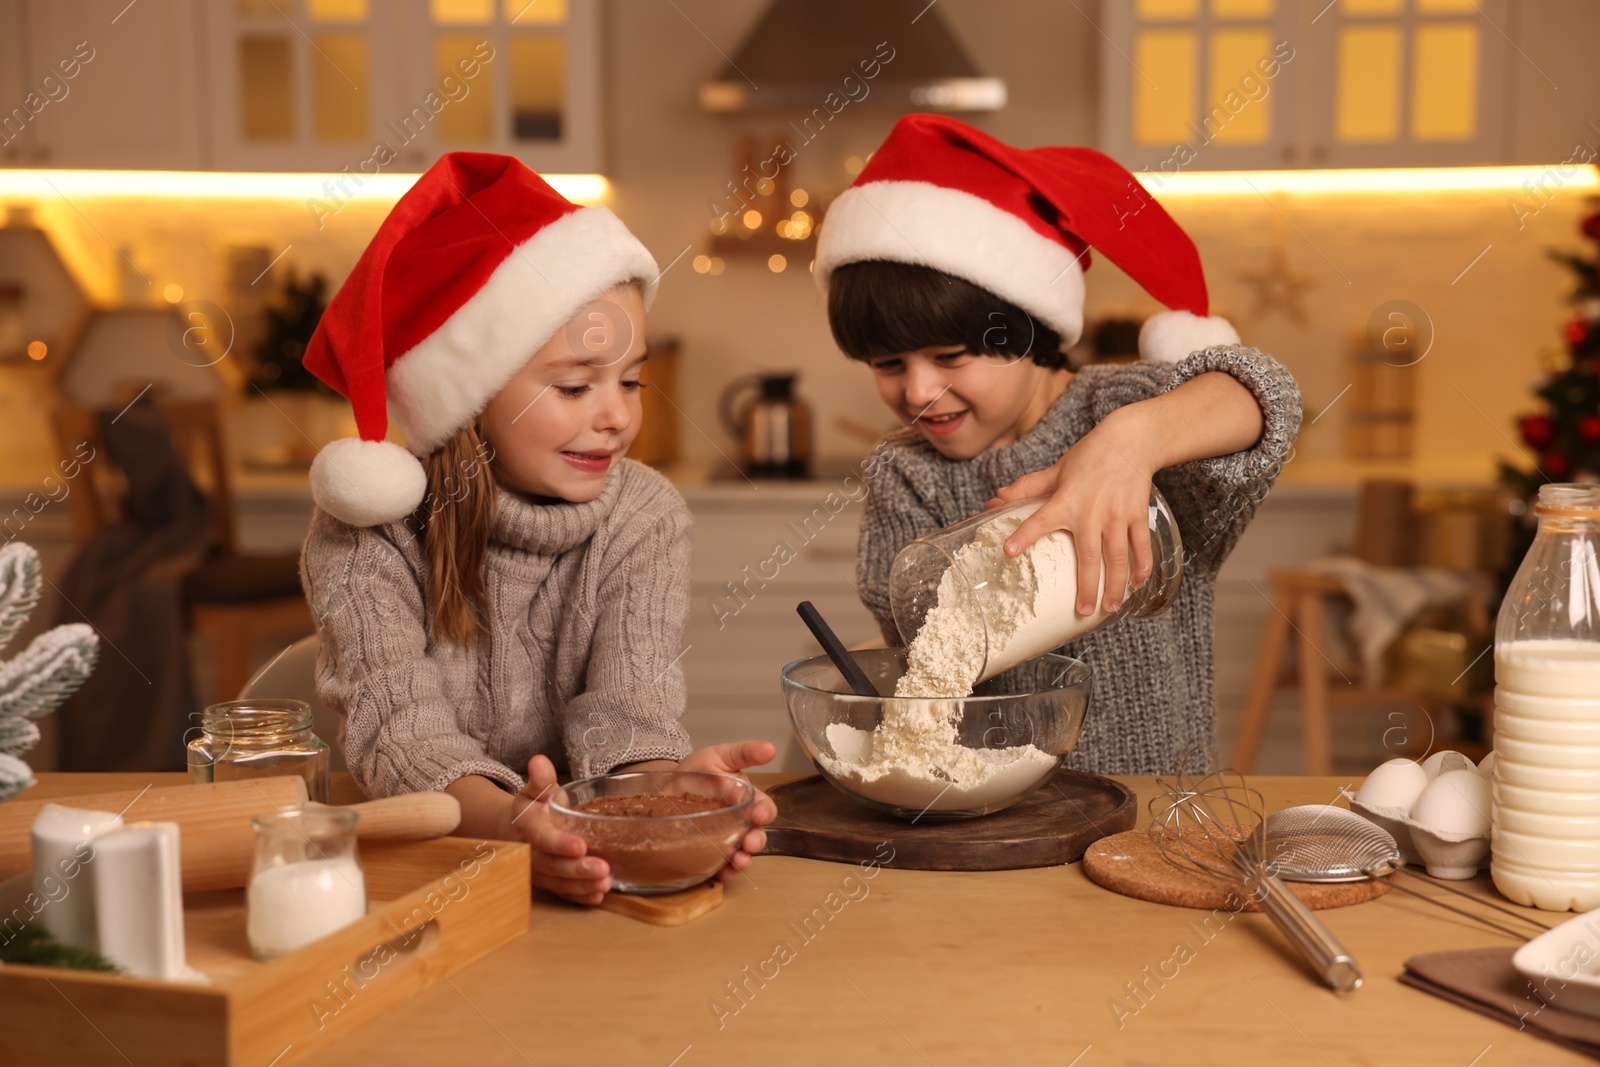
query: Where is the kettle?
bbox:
[719,372,812,478]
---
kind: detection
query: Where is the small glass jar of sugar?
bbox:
[888,490,1183,696]
[187,699,332,803]
[247,808,366,959]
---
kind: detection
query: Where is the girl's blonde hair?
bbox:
[420,423,497,647]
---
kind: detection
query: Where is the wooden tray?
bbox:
[597,881,724,926]
[2,836,530,1067]
[762,770,1137,871]
[1083,829,1393,910]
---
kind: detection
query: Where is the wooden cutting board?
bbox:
[761,770,1137,871]
[1082,828,1393,911]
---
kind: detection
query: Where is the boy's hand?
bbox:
[513,754,611,905]
[987,409,1156,615]
[675,741,778,883]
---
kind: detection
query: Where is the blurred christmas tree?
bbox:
[1500,201,1600,584]
[248,268,334,394]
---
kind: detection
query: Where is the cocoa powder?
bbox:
[567,793,744,891]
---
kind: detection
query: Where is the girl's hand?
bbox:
[513,754,611,905]
[987,409,1156,616]
[674,740,778,883]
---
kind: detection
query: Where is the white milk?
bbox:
[1492,640,1600,910]
[247,857,367,958]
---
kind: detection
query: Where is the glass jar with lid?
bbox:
[888,489,1184,694]
[187,699,332,803]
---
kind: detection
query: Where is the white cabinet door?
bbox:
[388,0,601,174]
[20,0,205,169]
[1301,0,1508,168]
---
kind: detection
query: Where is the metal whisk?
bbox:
[1149,765,1362,992]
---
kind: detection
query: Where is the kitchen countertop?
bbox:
[24,772,1570,1065]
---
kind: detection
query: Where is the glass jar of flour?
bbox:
[888,490,1183,697]
[1491,483,1600,912]
[187,699,332,803]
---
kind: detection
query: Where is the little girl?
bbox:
[299,152,774,904]
[816,115,1303,775]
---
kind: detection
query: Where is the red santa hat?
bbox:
[815,114,1237,363]
[303,152,659,527]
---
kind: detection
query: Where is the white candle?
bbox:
[30,804,122,948]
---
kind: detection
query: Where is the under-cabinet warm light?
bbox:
[1134,164,1600,196]
[0,169,610,205]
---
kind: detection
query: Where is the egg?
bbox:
[1410,769,1492,838]
[1354,758,1429,812]
[1478,751,1496,780]
[1421,750,1475,779]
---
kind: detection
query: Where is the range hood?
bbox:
[699,0,1005,113]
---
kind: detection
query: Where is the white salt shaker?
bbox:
[247,808,366,959]
[30,804,122,948]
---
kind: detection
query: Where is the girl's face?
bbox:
[478,286,647,503]
[867,345,1069,460]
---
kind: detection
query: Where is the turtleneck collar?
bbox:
[490,467,621,557]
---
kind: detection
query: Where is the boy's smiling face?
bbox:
[478,285,647,503]
[868,345,1070,460]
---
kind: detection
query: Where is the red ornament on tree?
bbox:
[1545,450,1572,476]
[1583,211,1600,242]
[1581,415,1600,442]
[1568,319,1590,347]
[1521,415,1558,448]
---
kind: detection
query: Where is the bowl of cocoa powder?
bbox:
[549,771,755,894]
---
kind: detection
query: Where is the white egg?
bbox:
[1410,769,1492,838]
[1421,750,1474,779]
[1354,758,1429,812]
[1478,750,1497,780]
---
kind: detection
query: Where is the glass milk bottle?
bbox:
[889,490,1183,694]
[1492,484,1600,911]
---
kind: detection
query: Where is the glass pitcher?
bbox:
[1491,483,1600,911]
[888,490,1183,692]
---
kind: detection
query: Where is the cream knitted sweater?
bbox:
[857,345,1303,775]
[300,458,694,797]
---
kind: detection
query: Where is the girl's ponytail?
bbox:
[420,424,497,647]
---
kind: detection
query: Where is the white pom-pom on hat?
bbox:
[310,438,427,528]
[1138,310,1240,364]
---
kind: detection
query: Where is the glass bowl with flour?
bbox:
[888,491,1183,697]
[783,648,1092,819]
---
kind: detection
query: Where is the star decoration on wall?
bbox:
[1236,244,1319,329]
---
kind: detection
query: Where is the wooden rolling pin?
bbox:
[0,778,461,892]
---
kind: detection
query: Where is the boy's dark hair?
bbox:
[827,260,1066,369]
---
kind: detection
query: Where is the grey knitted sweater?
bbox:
[857,345,1302,775]
[300,458,694,798]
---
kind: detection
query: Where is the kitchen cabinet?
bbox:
[205,0,601,173]
[5,0,206,169]
[0,2,24,164]
[1100,0,1510,170]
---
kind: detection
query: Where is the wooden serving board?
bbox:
[597,881,723,926]
[761,770,1137,871]
[1082,829,1393,911]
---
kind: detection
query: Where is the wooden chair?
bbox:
[49,397,314,702]
[1229,480,1490,775]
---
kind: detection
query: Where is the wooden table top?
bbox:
[26,772,1574,1066]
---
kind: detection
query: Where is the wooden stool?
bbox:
[1230,568,1436,775]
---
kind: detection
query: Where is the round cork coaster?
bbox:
[1082,828,1392,911]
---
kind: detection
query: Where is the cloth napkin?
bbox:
[1303,556,1475,678]
[1402,947,1600,1060]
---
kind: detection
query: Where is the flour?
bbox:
[247,857,366,958]
[896,512,1114,699]
[817,511,1112,813]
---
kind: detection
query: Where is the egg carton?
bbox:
[1345,752,1493,880]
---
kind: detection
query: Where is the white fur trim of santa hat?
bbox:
[389,205,659,456]
[310,438,428,529]
[1138,310,1241,364]
[815,180,1087,347]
